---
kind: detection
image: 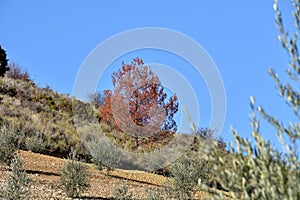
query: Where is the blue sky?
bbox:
[1,1,297,149]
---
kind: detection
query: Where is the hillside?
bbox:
[1,150,170,199]
[2,1,300,199]
[0,72,231,199]
[0,150,215,199]
[0,74,95,156]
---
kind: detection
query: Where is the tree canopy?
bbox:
[0,45,9,77]
[99,58,178,145]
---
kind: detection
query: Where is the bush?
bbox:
[0,81,17,97]
[6,63,30,81]
[60,150,90,198]
[0,74,92,157]
[112,182,133,200]
[90,135,121,174]
[136,150,169,172]
[87,91,105,109]
[0,126,20,165]
[1,153,31,200]
[80,124,121,174]
[25,134,44,153]
[145,188,165,200]
[164,153,209,200]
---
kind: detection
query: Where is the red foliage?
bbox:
[99,58,179,145]
[98,90,114,127]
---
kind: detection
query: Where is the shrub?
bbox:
[0,75,89,157]
[0,126,20,165]
[1,153,31,200]
[87,91,105,109]
[124,138,137,151]
[6,63,30,81]
[80,124,121,174]
[136,150,168,172]
[90,135,121,174]
[164,153,209,200]
[112,182,133,200]
[145,188,165,200]
[60,150,90,198]
[0,81,17,97]
[25,134,44,153]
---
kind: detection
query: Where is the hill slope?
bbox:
[0,75,230,199]
[0,150,209,199]
[0,76,95,156]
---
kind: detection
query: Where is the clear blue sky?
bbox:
[1,1,297,149]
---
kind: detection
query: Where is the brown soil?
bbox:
[0,150,209,199]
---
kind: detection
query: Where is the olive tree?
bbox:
[204,1,300,199]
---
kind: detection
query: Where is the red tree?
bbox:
[99,58,178,145]
[98,90,114,127]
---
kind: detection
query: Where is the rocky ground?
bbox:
[0,150,210,199]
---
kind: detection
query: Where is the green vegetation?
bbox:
[159,130,227,199]
[144,188,165,200]
[0,65,93,156]
[0,45,9,77]
[0,0,299,199]
[25,133,44,153]
[80,123,121,174]
[164,154,204,199]
[112,182,133,200]
[199,1,300,199]
[60,150,91,198]
[0,153,31,200]
[0,126,20,165]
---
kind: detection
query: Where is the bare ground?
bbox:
[0,150,210,199]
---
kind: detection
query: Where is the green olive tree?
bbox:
[204,1,300,199]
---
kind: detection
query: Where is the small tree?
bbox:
[60,150,90,198]
[98,89,114,127]
[0,126,20,165]
[84,127,121,174]
[88,91,105,109]
[0,45,9,77]
[112,182,133,200]
[1,153,31,200]
[6,63,30,81]
[99,58,178,147]
[164,153,209,200]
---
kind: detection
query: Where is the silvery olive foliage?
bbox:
[164,154,209,200]
[79,124,121,174]
[203,1,300,199]
[145,188,165,200]
[60,150,90,198]
[0,126,20,165]
[112,182,133,200]
[1,153,31,200]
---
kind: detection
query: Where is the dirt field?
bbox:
[0,150,208,199]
